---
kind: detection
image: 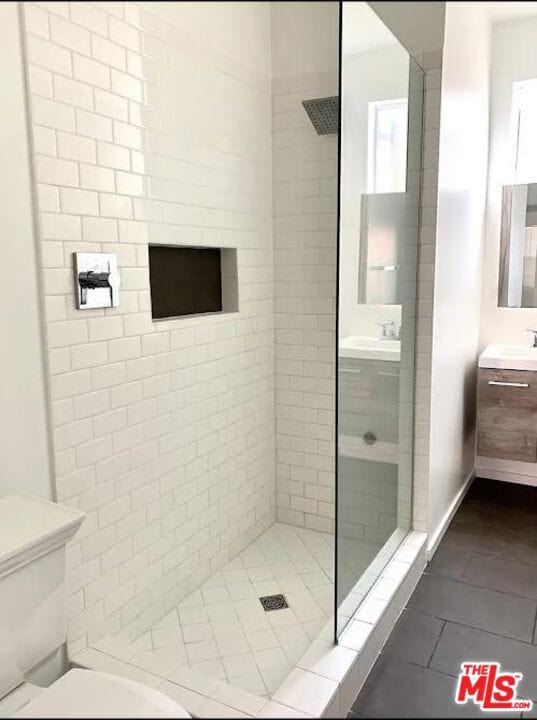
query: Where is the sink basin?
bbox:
[479,344,537,371]
[340,336,400,362]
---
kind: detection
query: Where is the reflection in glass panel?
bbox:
[336,2,423,639]
[367,98,408,194]
[499,183,537,308]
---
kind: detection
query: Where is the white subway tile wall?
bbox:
[273,69,339,534]
[412,49,443,533]
[22,0,439,662]
[23,1,275,654]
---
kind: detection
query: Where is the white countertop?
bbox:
[479,343,537,372]
[339,336,400,362]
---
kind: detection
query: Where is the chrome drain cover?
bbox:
[259,594,289,612]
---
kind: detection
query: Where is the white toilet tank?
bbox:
[0,495,84,699]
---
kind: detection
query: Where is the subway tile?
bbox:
[41,212,81,240]
[76,109,113,142]
[82,216,118,243]
[111,69,142,102]
[57,131,96,163]
[22,1,330,662]
[113,120,142,149]
[91,34,126,71]
[54,75,93,111]
[109,17,140,52]
[80,163,115,192]
[27,35,72,75]
[100,193,133,219]
[32,96,75,132]
[97,140,131,170]
[71,342,109,370]
[61,187,99,215]
[70,3,108,36]
[49,15,90,55]
[73,53,110,90]
[94,88,129,121]
[116,170,144,196]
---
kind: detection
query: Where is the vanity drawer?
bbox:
[477,368,537,462]
[477,429,537,462]
[478,368,536,392]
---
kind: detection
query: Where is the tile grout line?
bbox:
[426,618,446,669]
[421,564,537,607]
[531,601,537,647]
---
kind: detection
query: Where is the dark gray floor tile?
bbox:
[382,609,444,667]
[408,574,537,642]
[462,554,537,600]
[352,655,490,718]
[504,540,537,569]
[482,504,537,534]
[427,545,473,581]
[430,622,537,701]
[441,521,509,556]
[454,500,494,527]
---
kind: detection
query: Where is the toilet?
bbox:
[0,495,190,718]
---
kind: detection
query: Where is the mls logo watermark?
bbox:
[455,662,533,712]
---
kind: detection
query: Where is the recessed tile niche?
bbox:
[148,245,238,320]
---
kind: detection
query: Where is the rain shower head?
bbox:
[302,96,339,135]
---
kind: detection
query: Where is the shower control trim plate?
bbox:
[74,252,120,309]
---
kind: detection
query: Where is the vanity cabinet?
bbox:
[339,357,399,444]
[477,368,537,462]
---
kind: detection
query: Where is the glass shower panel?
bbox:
[336,2,424,638]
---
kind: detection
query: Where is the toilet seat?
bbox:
[14,669,191,718]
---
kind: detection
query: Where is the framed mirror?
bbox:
[499,183,537,307]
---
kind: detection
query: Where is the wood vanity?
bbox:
[477,368,537,462]
[477,344,537,483]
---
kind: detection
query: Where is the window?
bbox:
[367,98,408,194]
[510,79,537,183]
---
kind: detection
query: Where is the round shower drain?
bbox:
[259,594,289,611]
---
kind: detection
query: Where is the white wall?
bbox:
[480,16,537,347]
[428,2,490,542]
[0,2,53,500]
[21,0,274,654]
[272,1,339,532]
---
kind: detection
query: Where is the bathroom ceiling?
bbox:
[369,1,445,55]
[343,3,398,56]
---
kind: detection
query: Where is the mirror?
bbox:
[358,192,406,304]
[499,183,537,307]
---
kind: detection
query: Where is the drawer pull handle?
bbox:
[488,381,529,388]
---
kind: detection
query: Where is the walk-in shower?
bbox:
[17,0,423,713]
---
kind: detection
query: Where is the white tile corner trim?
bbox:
[74,530,426,718]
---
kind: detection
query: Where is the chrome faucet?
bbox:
[527,329,537,348]
[376,320,398,340]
